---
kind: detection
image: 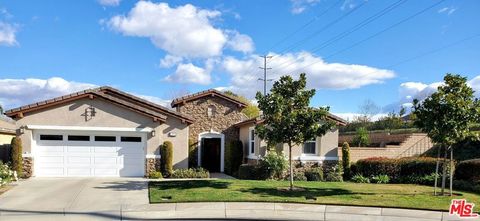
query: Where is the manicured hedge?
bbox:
[352,157,442,183]
[171,168,209,179]
[160,141,173,177]
[455,159,480,182]
[10,137,22,178]
[224,140,243,176]
[238,164,270,180]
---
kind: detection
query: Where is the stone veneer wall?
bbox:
[22,157,33,178]
[177,96,245,142]
[145,158,161,177]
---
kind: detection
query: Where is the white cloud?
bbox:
[0,77,96,109]
[438,7,457,15]
[163,63,212,85]
[159,54,183,68]
[134,94,170,108]
[226,30,254,54]
[290,0,320,14]
[0,21,18,46]
[107,1,227,58]
[98,0,121,7]
[221,52,395,98]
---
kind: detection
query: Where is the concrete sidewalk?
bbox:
[1,202,475,221]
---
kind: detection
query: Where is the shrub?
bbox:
[325,164,343,182]
[455,159,480,182]
[259,151,288,180]
[341,142,351,179]
[351,174,370,183]
[188,139,197,168]
[397,173,438,185]
[397,157,439,177]
[453,180,480,193]
[225,140,243,176]
[372,174,390,184]
[171,168,210,179]
[305,167,323,181]
[293,171,307,181]
[0,162,17,186]
[148,171,163,179]
[352,127,369,147]
[10,137,22,178]
[353,157,399,180]
[238,164,260,180]
[160,141,173,177]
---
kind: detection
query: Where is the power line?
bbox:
[271,0,368,60]
[288,0,447,74]
[274,0,408,71]
[263,0,343,54]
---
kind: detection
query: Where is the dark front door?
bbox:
[201,138,221,172]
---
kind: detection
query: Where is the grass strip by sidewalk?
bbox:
[149,179,480,211]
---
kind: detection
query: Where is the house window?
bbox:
[68,135,90,141]
[207,105,216,118]
[121,136,142,142]
[303,140,316,155]
[40,135,63,141]
[248,127,255,155]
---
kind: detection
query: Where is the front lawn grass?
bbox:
[149,179,480,211]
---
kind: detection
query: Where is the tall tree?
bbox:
[355,99,380,125]
[224,90,260,118]
[413,74,480,195]
[255,73,335,190]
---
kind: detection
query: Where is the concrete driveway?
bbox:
[0,177,148,220]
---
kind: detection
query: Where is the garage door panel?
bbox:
[67,156,91,164]
[67,146,91,152]
[94,146,119,153]
[37,146,64,152]
[36,156,64,164]
[94,157,118,164]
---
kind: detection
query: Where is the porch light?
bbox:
[151,130,156,137]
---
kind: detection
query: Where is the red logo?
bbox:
[450,199,479,218]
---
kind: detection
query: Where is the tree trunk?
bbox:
[288,144,293,190]
[441,146,448,195]
[434,144,441,196]
[449,146,453,196]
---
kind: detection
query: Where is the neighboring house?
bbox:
[234,115,347,166]
[4,86,346,178]
[0,115,16,145]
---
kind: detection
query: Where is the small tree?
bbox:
[352,127,369,147]
[10,137,23,178]
[255,73,335,190]
[413,74,480,196]
[160,141,173,177]
[355,99,380,125]
[341,142,351,179]
[224,90,260,118]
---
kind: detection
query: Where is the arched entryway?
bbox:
[198,131,224,172]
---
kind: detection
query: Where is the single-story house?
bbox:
[0,116,16,145]
[5,86,346,177]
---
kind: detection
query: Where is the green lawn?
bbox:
[149,179,480,211]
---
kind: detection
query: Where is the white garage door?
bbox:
[34,131,145,177]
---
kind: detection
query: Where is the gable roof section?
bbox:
[233,113,347,128]
[0,115,16,135]
[5,86,194,124]
[171,89,248,108]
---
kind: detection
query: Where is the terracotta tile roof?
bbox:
[233,112,347,127]
[171,89,248,108]
[5,86,194,124]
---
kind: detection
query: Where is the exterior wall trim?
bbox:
[146,154,161,159]
[26,125,154,133]
[197,130,225,172]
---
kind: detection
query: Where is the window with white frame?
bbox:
[248,127,255,155]
[207,105,216,118]
[303,140,316,154]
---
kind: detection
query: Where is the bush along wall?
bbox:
[224,140,244,176]
[455,158,480,183]
[188,139,198,168]
[10,137,22,178]
[160,141,173,177]
[341,142,351,179]
[352,157,443,184]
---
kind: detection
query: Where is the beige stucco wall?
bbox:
[0,134,14,145]
[14,97,189,168]
[238,123,339,161]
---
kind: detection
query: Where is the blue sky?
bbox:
[0,0,479,120]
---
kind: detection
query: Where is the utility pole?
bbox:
[258,55,273,95]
